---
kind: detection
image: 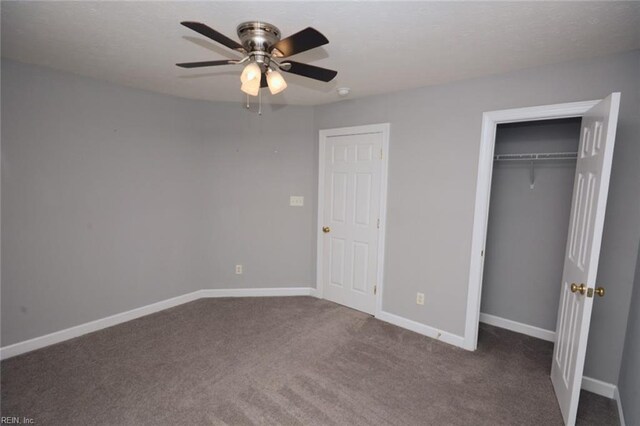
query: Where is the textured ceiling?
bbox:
[2,1,639,106]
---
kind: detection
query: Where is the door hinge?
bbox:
[380,149,383,160]
[377,218,380,229]
[481,250,484,256]
[374,285,377,295]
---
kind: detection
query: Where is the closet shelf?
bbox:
[493,152,577,189]
[493,152,577,161]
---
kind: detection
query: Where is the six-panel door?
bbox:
[321,131,383,314]
[550,93,620,425]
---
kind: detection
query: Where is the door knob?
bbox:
[594,287,605,297]
[570,283,586,295]
[322,226,330,233]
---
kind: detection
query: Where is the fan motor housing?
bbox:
[237,22,281,53]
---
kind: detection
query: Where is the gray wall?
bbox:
[1,60,206,346]
[314,49,640,384]
[481,119,580,331]
[2,50,638,386]
[618,244,640,426]
[1,60,316,346]
[198,100,316,289]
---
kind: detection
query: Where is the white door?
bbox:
[318,125,388,315]
[551,93,620,425]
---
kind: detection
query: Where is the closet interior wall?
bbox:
[481,118,582,332]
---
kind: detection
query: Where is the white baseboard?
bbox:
[0,287,623,413]
[376,310,466,348]
[479,314,620,400]
[200,287,314,298]
[614,386,626,426]
[0,287,315,360]
[0,290,203,361]
[479,313,556,342]
[581,376,616,399]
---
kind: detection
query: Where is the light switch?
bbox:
[290,196,304,207]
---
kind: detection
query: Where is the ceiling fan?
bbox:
[177,21,338,96]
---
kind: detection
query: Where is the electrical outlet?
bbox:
[416,292,425,305]
[235,264,243,275]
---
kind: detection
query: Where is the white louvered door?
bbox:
[320,130,384,315]
[550,93,620,425]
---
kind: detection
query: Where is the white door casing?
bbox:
[550,93,620,425]
[465,99,601,352]
[465,94,620,424]
[317,124,390,315]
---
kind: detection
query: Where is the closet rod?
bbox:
[493,152,578,161]
[493,151,578,189]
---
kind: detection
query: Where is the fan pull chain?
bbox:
[258,89,262,116]
[246,93,250,110]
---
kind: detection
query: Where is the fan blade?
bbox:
[176,60,236,68]
[260,73,268,88]
[181,21,244,52]
[271,27,328,58]
[280,61,337,82]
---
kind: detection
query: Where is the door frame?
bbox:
[316,123,390,316]
[463,100,600,351]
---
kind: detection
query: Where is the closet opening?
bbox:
[466,93,620,423]
[479,117,582,341]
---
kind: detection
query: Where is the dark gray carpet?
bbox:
[1,297,619,425]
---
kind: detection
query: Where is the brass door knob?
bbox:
[594,287,605,297]
[322,226,330,233]
[570,283,586,295]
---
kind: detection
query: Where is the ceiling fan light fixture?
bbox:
[240,62,261,84]
[241,77,261,96]
[178,21,338,108]
[267,69,287,95]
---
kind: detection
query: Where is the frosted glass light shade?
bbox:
[240,62,261,84]
[241,78,260,96]
[267,70,287,95]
